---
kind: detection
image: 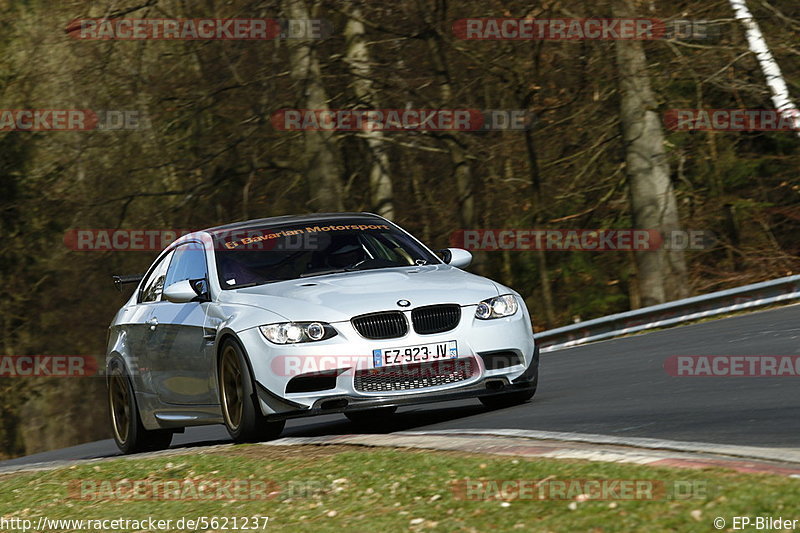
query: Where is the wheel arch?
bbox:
[215,329,262,401]
[106,352,130,386]
[215,329,254,375]
[215,329,289,417]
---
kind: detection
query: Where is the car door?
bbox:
[146,242,216,405]
[133,249,174,395]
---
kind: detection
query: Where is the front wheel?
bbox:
[219,339,285,443]
[108,365,173,454]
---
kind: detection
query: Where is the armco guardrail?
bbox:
[534,275,800,352]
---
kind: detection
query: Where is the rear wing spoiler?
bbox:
[113,274,144,292]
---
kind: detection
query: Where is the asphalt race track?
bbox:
[3,304,799,469]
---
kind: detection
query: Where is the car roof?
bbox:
[204,212,388,235]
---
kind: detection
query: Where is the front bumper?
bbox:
[239,303,537,417]
[257,345,539,421]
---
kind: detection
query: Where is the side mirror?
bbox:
[443,248,472,268]
[163,280,203,303]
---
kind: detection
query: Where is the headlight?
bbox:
[259,322,337,344]
[475,294,518,320]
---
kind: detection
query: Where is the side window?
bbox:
[165,243,208,290]
[140,250,174,303]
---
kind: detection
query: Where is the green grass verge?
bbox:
[0,444,798,532]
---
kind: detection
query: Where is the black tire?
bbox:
[108,365,173,454]
[344,406,397,424]
[219,339,285,443]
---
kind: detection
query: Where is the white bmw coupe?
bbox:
[107,213,539,453]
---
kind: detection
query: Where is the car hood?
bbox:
[220,265,500,322]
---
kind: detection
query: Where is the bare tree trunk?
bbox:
[343,5,394,219]
[627,251,642,309]
[285,0,343,211]
[423,23,474,228]
[523,129,556,324]
[614,0,689,307]
[729,0,800,136]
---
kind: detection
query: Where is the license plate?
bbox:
[373,340,458,368]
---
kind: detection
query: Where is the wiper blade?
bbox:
[299,268,358,278]
[229,280,281,288]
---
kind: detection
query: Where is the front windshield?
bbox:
[213,219,440,289]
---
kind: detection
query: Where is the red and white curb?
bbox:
[261,429,800,478]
